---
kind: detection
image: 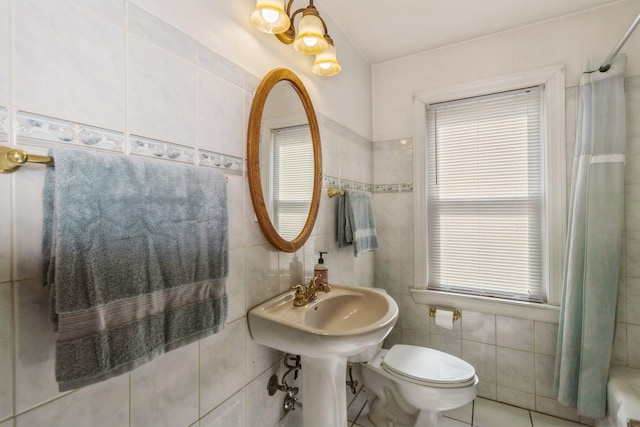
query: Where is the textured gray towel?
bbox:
[42,147,228,391]
[337,190,379,257]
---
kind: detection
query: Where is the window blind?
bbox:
[272,124,314,240]
[426,86,544,302]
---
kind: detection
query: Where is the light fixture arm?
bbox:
[276,0,330,45]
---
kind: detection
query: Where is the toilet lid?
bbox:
[382,345,476,387]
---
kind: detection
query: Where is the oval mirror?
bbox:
[247,68,322,252]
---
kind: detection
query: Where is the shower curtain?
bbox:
[554,54,626,419]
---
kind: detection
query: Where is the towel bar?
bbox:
[0,146,54,174]
[327,188,345,198]
[428,306,462,321]
[0,146,231,182]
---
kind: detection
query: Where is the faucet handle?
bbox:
[312,275,330,293]
[308,276,318,289]
[291,284,308,307]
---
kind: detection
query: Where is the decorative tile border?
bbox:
[12,111,244,176]
[374,184,399,193]
[129,135,195,164]
[324,176,374,193]
[0,107,8,144]
[373,183,413,194]
[198,149,243,175]
[400,183,413,192]
[16,111,125,152]
[324,176,412,194]
[324,175,340,189]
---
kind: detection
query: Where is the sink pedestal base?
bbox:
[301,356,348,427]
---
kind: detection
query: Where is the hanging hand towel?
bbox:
[337,190,379,257]
[42,146,228,391]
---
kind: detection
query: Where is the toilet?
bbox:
[352,343,478,427]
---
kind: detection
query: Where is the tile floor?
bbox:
[347,389,589,427]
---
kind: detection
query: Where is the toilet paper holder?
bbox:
[429,306,462,322]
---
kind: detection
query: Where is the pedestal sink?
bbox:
[248,285,398,427]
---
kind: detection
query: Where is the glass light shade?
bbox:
[312,44,341,76]
[292,13,328,55]
[250,0,290,34]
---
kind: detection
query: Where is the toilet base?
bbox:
[368,387,417,427]
[413,410,443,427]
[367,386,446,427]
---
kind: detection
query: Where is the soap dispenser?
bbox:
[314,252,328,285]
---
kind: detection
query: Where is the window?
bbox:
[271,124,314,240]
[413,67,566,307]
[427,87,543,301]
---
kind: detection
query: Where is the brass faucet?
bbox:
[291,276,331,307]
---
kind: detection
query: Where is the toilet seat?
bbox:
[382,344,476,388]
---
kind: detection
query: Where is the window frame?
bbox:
[412,66,566,320]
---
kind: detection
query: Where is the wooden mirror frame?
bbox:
[247,68,322,252]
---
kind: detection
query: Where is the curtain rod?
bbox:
[598,11,640,73]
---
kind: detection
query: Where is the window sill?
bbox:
[409,288,560,323]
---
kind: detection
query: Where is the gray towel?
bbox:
[42,147,228,391]
[337,190,379,257]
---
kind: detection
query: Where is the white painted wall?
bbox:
[372,0,640,141]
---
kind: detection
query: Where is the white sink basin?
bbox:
[248,284,398,427]
[248,284,398,358]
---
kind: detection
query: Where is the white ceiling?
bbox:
[315,0,624,64]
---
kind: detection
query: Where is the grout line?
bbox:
[8,0,16,420]
[351,400,367,427]
[471,399,475,426]
[124,4,132,427]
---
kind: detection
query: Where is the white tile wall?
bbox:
[535,354,556,398]
[130,342,200,427]
[1,1,375,426]
[15,375,129,427]
[0,0,8,106]
[0,173,10,284]
[497,347,535,394]
[0,283,12,421]
[14,279,64,414]
[197,68,244,157]
[127,34,197,145]
[127,3,195,61]
[199,319,247,416]
[535,322,559,356]
[461,340,496,387]
[199,390,246,427]
[13,0,126,130]
[497,316,535,352]
[11,163,46,281]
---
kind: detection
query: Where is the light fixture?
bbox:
[250,0,290,34]
[249,0,341,76]
[311,35,341,76]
